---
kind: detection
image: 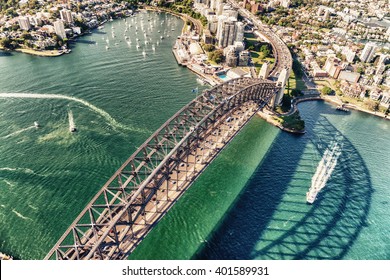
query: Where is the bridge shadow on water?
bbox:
[194,104,373,260]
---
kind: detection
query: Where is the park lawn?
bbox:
[285,63,307,93]
[244,33,274,73]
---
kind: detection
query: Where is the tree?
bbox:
[357,67,365,74]
[208,50,224,64]
[203,44,214,52]
[321,86,333,95]
[260,44,272,57]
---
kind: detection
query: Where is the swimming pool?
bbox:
[218,74,231,81]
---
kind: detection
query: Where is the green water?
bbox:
[0,12,389,260]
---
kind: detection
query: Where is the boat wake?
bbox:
[2,126,35,139]
[12,209,32,221]
[0,92,149,133]
[306,141,342,204]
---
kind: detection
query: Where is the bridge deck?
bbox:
[45,78,278,260]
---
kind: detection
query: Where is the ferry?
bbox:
[336,105,350,112]
[306,141,341,204]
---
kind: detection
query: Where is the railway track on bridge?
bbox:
[45,78,279,260]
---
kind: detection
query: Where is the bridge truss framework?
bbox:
[45,77,279,260]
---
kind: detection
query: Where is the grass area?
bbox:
[273,112,305,132]
[315,79,342,95]
[244,33,274,73]
[285,58,307,94]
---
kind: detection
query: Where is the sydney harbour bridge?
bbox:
[45,0,294,260]
[44,77,281,260]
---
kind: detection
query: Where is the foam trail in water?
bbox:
[12,209,32,221]
[2,126,35,139]
[0,93,149,133]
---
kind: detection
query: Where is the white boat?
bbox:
[34,121,39,128]
[98,25,105,30]
[306,142,341,204]
[160,36,164,39]
[196,78,207,85]
[68,110,77,132]
[106,45,109,50]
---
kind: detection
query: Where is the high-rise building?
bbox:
[60,9,73,24]
[216,0,224,16]
[235,21,244,43]
[207,15,218,34]
[376,55,388,75]
[360,43,377,63]
[18,16,31,31]
[342,46,356,63]
[238,50,250,66]
[216,16,244,48]
[54,20,67,39]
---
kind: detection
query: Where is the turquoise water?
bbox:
[0,12,389,260]
[217,74,229,81]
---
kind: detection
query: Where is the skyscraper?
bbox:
[360,43,377,63]
[54,20,67,39]
[18,16,31,31]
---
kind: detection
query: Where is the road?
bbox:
[227,0,293,78]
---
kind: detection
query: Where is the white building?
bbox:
[60,9,73,24]
[376,54,388,75]
[235,21,244,43]
[18,16,31,31]
[54,20,67,39]
[280,0,291,8]
[360,43,377,63]
[342,46,356,63]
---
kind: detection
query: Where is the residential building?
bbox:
[342,46,356,63]
[18,17,31,31]
[54,20,67,39]
[60,9,73,24]
[238,50,250,66]
[360,43,377,63]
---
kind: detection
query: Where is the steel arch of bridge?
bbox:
[45,77,279,260]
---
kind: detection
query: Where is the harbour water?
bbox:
[0,12,389,260]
